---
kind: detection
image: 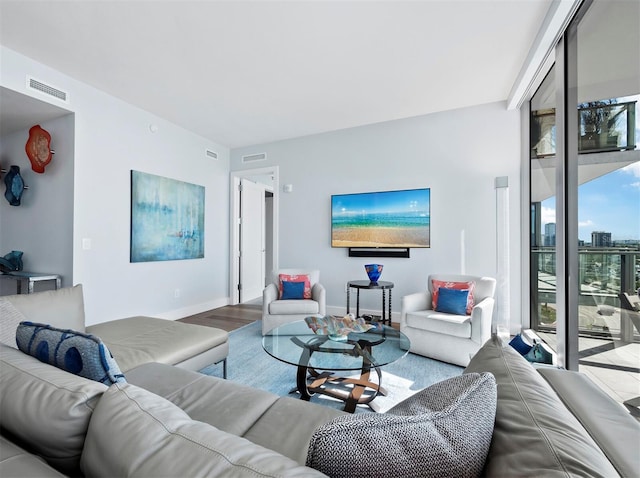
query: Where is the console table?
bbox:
[346,280,394,325]
[0,271,62,294]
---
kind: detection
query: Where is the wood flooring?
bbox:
[178,303,261,332]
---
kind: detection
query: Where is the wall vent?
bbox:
[205,149,218,160]
[242,152,267,163]
[27,76,69,103]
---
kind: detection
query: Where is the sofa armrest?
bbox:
[470,296,494,345]
[311,283,326,316]
[400,292,430,327]
[262,283,278,316]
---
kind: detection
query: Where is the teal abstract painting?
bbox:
[130,170,205,262]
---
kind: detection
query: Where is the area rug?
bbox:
[200,320,463,413]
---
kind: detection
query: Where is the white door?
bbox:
[240,179,265,303]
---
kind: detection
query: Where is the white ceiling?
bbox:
[0,0,553,149]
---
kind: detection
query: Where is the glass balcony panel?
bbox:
[578,99,637,153]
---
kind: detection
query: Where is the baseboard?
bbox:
[157,297,231,320]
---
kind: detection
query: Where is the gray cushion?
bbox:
[16,322,126,385]
[126,362,345,465]
[0,298,27,347]
[80,382,325,478]
[244,396,346,466]
[0,285,85,335]
[305,372,497,478]
[269,299,320,315]
[465,335,620,477]
[538,367,640,477]
[86,316,228,372]
[0,436,66,478]
[126,361,282,437]
[0,343,107,476]
[404,309,472,337]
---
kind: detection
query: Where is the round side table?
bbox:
[346,280,394,325]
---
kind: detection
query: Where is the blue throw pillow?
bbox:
[281,280,305,300]
[16,322,126,385]
[435,288,469,315]
[509,334,533,355]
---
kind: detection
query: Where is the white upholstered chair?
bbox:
[262,269,326,335]
[400,274,496,366]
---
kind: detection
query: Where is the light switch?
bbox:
[82,238,92,250]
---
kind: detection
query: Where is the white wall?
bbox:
[1,47,231,324]
[0,114,74,295]
[231,102,523,329]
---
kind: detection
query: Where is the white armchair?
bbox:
[400,274,496,366]
[262,269,326,335]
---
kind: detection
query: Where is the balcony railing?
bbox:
[578,100,637,153]
[531,99,637,158]
[531,247,640,341]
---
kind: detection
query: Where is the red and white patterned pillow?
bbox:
[278,274,311,299]
[431,280,476,315]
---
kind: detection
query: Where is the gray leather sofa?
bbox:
[466,335,639,477]
[0,344,335,477]
[1,287,639,477]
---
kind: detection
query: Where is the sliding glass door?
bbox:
[529,0,639,409]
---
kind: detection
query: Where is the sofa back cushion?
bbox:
[538,367,640,477]
[465,335,619,477]
[0,285,85,346]
[81,382,325,478]
[0,298,27,347]
[0,343,107,476]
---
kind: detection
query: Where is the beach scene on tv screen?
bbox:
[332,188,430,248]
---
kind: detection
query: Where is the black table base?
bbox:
[291,336,386,413]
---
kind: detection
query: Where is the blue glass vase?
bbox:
[365,264,383,283]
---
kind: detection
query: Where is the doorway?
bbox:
[229,166,279,305]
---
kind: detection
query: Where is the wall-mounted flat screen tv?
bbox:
[331,188,430,248]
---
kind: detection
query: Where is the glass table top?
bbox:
[262,320,410,371]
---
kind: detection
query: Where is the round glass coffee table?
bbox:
[262,321,410,412]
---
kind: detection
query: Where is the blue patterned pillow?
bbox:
[16,322,126,385]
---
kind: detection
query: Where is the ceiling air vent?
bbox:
[205,149,218,160]
[242,152,267,163]
[27,76,69,103]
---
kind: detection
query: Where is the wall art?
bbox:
[3,165,26,206]
[25,125,54,173]
[130,170,205,262]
